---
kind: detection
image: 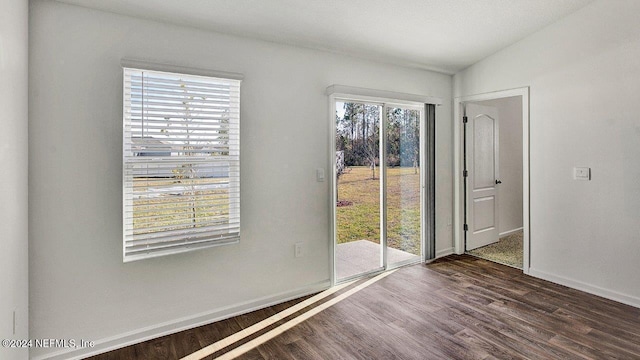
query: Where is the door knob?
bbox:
[495,180,502,184]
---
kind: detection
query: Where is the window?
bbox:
[123,65,241,262]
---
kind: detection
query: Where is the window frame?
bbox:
[122,60,243,262]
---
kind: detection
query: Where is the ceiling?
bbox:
[56,0,594,74]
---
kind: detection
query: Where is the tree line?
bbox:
[336,102,420,175]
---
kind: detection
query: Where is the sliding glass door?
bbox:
[334,101,383,280]
[384,105,423,268]
[334,100,424,282]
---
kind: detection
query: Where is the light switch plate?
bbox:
[574,167,590,181]
[316,168,325,182]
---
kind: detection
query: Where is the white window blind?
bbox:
[123,67,240,262]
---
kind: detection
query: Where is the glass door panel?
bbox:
[335,101,383,281]
[334,99,424,282]
[385,106,422,267]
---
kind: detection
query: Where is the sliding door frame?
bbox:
[383,102,426,271]
[329,90,436,285]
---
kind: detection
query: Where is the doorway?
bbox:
[454,88,530,273]
[328,86,437,284]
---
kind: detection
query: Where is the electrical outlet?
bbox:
[294,243,303,257]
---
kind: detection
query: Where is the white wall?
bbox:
[0,0,29,359]
[475,97,523,235]
[455,0,640,306]
[28,1,452,358]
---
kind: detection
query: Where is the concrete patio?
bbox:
[336,239,419,280]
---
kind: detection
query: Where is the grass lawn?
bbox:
[132,177,231,235]
[337,166,421,255]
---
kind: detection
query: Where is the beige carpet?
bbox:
[468,231,523,269]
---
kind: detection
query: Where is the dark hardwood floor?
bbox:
[89,255,640,359]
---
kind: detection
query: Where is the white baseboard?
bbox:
[528,268,640,309]
[436,247,454,259]
[36,280,331,360]
[499,227,523,237]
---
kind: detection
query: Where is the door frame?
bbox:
[328,86,440,285]
[453,87,530,274]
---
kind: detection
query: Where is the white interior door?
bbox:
[465,103,500,251]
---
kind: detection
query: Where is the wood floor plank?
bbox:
[454,328,527,360]
[232,348,265,360]
[552,307,640,342]
[337,293,467,359]
[287,319,360,360]
[173,329,204,358]
[88,255,640,360]
[342,285,497,360]
[282,339,326,360]
[433,289,585,359]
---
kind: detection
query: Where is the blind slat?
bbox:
[130,192,240,206]
[124,157,238,164]
[124,123,234,131]
[132,217,239,235]
[127,206,234,221]
[125,236,239,259]
[127,81,234,96]
[125,117,239,125]
[125,175,238,186]
[127,89,234,103]
[127,112,239,122]
[126,98,233,107]
[129,74,238,90]
[127,222,240,242]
